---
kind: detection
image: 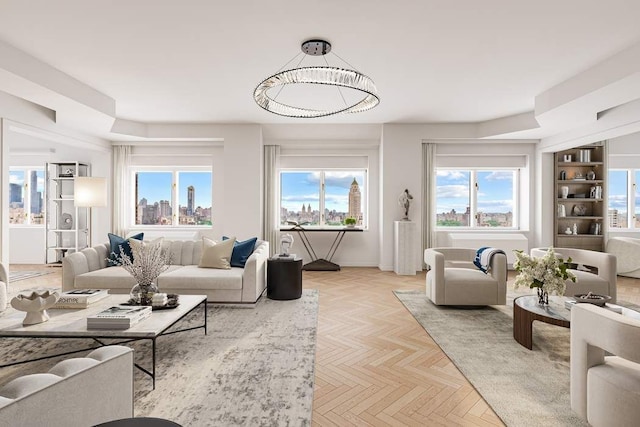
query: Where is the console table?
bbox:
[280,227,363,271]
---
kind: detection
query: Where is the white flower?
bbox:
[513,247,576,295]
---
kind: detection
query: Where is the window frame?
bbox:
[608,168,638,230]
[435,168,519,229]
[279,168,369,229]
[9,166,45,227]
[130,166,212,228]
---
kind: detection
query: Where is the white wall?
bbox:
[606,131,640,239]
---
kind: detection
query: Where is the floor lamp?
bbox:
[74,177,107,248]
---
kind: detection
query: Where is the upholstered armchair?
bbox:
[570,303,640,426]
[606,237,640,278]
[424,248,507,306]
[530,248,617,302]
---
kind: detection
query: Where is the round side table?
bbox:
[94,417,182,426]
[267,257,303,300]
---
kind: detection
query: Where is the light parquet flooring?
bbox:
[8,265,640,426]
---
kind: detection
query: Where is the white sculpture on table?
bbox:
[280,233,294,257]
[10,291,60,326]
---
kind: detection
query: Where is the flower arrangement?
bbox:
[112,239,170,305]
[513,247,576,297]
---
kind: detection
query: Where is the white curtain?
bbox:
[422,142,436,267]
[112,145,131,236]
[263,145,280,257]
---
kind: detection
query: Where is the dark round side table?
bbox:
[267,257,303,300]
[94,417,181,426]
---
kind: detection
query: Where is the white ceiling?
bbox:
[0,0,639,129]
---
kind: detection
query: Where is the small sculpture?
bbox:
[398,189,413,221]
[11,291,60,326]
[280,233,294,256]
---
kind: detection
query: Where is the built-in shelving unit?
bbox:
[45,162,90,265]
[554,143,606,251]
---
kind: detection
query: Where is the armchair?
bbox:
[424,248,507,306]
[0,263,6,313]
[606,237,640,278]
[570,303,640,426]
[530,248,617,302]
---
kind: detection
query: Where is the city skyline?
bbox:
[136,171,212,208]
[280,171,366,213]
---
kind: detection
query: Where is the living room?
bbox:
[1,1,640,426]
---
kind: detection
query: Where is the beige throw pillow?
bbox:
[198,237,236,269]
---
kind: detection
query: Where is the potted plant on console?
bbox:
[344,217,357,228]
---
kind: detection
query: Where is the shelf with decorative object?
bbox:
[554,142,606,251]
[45,162,91,265]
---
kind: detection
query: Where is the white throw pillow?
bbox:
[198,237,236,269]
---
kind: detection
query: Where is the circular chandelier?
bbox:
[253,39,380,118]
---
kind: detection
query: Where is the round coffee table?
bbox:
[513,295,571,350]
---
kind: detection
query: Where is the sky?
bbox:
[137,171,212,208]
[281,171,366,212]
[436,170,514,213]
[9,170,45,192]
[608,169,640,214]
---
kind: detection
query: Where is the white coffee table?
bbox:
[0,294,207,389]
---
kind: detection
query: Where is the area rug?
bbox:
[394,289,587,427]
[0,290,318,426]
[8,270,53,282]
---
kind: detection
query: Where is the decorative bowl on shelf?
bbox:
[10,291,60,325]
[573,292,611,307]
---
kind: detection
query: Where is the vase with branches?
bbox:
[112,239,170,305]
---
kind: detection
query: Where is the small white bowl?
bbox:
[11,291,60,325]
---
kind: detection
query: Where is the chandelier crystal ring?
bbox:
[253,39,380,118]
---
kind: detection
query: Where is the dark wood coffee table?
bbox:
[513,295,570,350]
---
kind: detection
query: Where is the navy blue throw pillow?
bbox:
[108,232,144,266]
[222,236,258,268]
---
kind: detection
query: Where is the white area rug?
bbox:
[0,290,318,426]
[8,271,53,283]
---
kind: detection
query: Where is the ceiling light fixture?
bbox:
[253,39,380,118]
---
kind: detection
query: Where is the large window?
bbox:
[9,168,44,225]
[436,169,517,228]
[608,169,640,229]
[133,169,212,226]
[280,170,367,227]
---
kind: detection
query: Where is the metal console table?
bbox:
[280,226,363,271]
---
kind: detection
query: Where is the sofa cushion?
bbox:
[159,265,243,290]
[223,236,258,268]
[107,233,143,266]
[198,237,235,269]
[75,265,183,289]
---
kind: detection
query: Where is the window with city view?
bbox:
[436,169,516,228]
[608,169,640,229]
[280,170,366,227]
[134,170,212,226]
[9,168,44,225]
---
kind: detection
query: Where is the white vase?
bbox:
[561,186,569,199]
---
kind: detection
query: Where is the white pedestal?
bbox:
[394,220,417,275]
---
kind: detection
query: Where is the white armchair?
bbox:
[530,247,617,303]
[424,248,507,306]
[606,237,640,278]
[570,303,640,427]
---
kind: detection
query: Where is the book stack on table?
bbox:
[87,306,152,330]
[53,289,109,309]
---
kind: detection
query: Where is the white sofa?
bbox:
[0,346,133,427]
[62,239,269,303]
[530,247,617,303]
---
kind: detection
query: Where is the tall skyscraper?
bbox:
[348,178,361,222]
[30,171,41,214]
[9,183,22,205]
[187,185,195,216]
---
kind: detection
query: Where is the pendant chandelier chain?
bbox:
[323,55,349,108]
[273,52,309,101]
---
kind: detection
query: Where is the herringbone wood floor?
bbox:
[8,265,640,426]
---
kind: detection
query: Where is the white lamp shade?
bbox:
[74,177,107,207]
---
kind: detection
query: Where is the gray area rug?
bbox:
[394,289,587,427]
[0,290,318,426]
[8,270,53,282]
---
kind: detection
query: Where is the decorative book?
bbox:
[53,289,109,309]
[87,305,152,329]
